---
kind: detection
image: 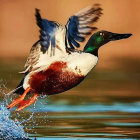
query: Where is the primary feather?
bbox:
[66,4,102,49]
[35,8,58,53]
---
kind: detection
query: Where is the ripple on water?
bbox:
[27,98,140,113]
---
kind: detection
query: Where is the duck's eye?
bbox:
[99,33,103,36]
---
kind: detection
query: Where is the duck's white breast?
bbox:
[65,52,98,76]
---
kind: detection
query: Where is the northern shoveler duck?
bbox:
[7,4,132,111]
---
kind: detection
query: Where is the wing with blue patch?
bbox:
[35,9,58,54]
[66,4,102,49]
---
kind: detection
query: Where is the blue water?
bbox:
[0,94,140,140]
[0,96,140,139]
[27,99,140,113]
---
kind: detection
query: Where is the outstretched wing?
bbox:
[66,4,102,49]
[19,41,41,73]
[21,9,60,73]
[35,8,58,54]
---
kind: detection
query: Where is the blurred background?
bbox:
[0,0,140,139]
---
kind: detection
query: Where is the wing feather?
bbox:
[23,41,41,72]
[66,4,102,49]
[35,9,58,54]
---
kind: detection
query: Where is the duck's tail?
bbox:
[7,78,25,95]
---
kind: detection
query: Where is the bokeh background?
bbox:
[0,0,140,99]
[0,0,140,139]
[0,0,139,59]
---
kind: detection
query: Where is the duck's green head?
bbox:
[84,30,132,56]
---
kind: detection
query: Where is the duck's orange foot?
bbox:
[7,87,31,109]
[17,93,38,111]
[7,87,38,111]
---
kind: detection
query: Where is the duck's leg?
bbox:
[17,93,38,111]
[7,87,30,109]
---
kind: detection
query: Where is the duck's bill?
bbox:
[110,33,132,41]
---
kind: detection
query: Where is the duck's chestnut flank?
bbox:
[29,61,85,95]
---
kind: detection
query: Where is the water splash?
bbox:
[0,82,30,139]
[0,104,31,140]
[0,82,48,139]
[0,85,48,140]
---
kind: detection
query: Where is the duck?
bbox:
[7,4,132,111]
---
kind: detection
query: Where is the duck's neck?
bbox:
[84,42,99,57]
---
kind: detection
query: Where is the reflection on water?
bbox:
[7,99,140,139]
[28,99,140,113]
[2,93,140,139]
[0,57,140,139]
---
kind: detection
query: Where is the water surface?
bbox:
[0,57,140,139]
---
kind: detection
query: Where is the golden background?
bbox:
[0,0,139,69]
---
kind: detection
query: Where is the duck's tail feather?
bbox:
[7,77,25,95]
